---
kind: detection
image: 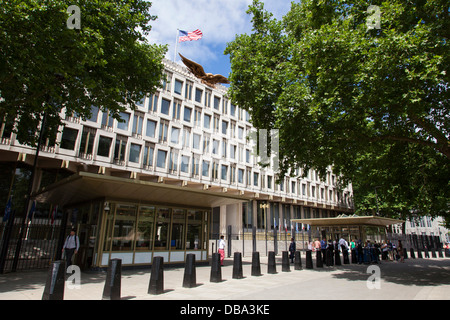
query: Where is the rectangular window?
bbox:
[195,88,202,103]
[180,155,190,173]
[87,106,99,123]
[202,160,210,177]
[148,93,159,112]
[194,108,202,127]
[161,98,170,115]
[114,136,127,162]
[185,81,193,100]
[101,110,114,128]
[230,104,236,117]
[159,121,169,142]
[171,127,180,144]
[222,120,228,135]
[214,96,220,110]
[183,128,190,148]
[143,145,154,167]
[146,120,156,138]
[162,71,172,92]
[78,127,96,156]
[238,169,244,184]
[129,143,141,163]
[172,99,182,120]
[203,135,210,154]
[60,127,78,150]
[97,136,112,157]
[204,114,211,129]
[212,139,219,155]
[253,172,259,187]
[117,112,130,131]
[132,113,144,135]
[156,150,167,168]
[192,156,200,176]
[221,165,228,181]
[184,106,192,122]
[174,79,183,95]
[193,133,201,150]
[205,90,212,108]
[169,151,178,172]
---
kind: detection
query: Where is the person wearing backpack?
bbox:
[62,229,80,268]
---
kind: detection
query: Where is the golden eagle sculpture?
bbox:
[179,53,230,88]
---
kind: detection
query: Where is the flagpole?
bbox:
[174,28,180,62]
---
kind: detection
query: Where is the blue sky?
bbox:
[147,0,293,82]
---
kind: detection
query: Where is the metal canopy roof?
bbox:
[33,172,250,209]
[291,214,405,227]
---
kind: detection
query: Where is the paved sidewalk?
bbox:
[0,254,449,301]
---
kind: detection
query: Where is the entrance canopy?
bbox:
[291,214,404,227]
[34,172,250,209]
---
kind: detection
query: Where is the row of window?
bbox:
[161,71,249,121]
[60,126,349,203]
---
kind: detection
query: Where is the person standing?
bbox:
[218,235,226,265]
[62,229,79,268]
[289,238,296,263]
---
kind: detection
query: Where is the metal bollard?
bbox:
[316,250,323,268]
[42,260,66,300]
[232,252,244,279]
[251,251,262,276]
[294,251,302,270]
[410,248,416,259]
[102,258,122,300]
[282,251,290,272]
[148,256,164,294]
[210,253,222,282]
[183,254,197,288]
[306,250,313,269]
[267,251,277,274]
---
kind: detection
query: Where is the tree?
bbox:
[0,0,167,146]
[225,0,449,224]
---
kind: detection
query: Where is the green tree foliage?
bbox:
[225,0,449,224]
[0,0,167,146]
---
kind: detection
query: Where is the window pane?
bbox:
[60,127,78,150]
[171,127,180,144]
[136,206,155,250]
[174,79,183,95]
[129,143,141,163]
[184,107,191,122]
[156,150,167,168]
[161,98,170,115]
[155,208,170,250]
[181,155,189,173]
[146,120,156,138]
[171,209,185,250]
[117,112,130,130]
[97,136,112,157]
[195,88,202,103]
[111,204,137,251]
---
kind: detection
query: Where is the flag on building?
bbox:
[179,29,203,42]
[3,196,12,222]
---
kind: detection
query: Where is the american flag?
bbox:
[179,29,203,42]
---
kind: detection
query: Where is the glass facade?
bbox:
[98,200,209,267]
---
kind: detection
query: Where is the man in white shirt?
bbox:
[218,235,226,265]
[62,229,80,267]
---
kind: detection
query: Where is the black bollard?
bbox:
[102,258,122,300]
[424,248,429,258]
[438,250,443,258]
[267,251,277,274]
[294,251,302,270]
[210,253,222,282]
[42,260,66,300]
[148,256,164,294]
[410,248,416,259]
[316,250,323,268]
[232,252,244,279]
[183,254,197,288]
[417,248,423,258]
[305,250,313,269]
[403,248,408,259]
[251,251,262,276]
[282,251,290,272]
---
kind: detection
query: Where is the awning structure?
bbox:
[291,214,405,227]
[33,172,250,209]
